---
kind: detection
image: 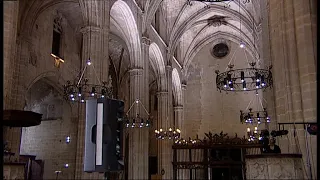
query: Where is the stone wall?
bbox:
[15,4,81,180]
[268,0,317,178]
[184,41,268,139]
[20,108,78,179]
[246,156,304,179]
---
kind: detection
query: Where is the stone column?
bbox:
[181,83,187,138]
[173,106,183,130]
[3,1,23,162]
[156,91,170,178]
[268,0,317,179]
[4,0,19,108]
[75,24,109,180]
[127,68,149,179]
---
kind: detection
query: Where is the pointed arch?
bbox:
[172,68,183,106]
[110,0,142,68]
[149,42,166,91]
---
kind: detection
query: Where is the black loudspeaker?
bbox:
[84,98,124,172]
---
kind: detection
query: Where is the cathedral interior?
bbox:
[3,0,317,179]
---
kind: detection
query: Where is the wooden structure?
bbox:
[172,132,262,180]
[3,110,43,180]
[3,110,42,127]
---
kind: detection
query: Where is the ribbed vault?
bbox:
[110,0,142,68]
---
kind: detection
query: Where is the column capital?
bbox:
[166,65,173,72]
[156,91,168,97]
[181,83,187,90]
[129,68,143,76]
[142,36,151,45]
[173,106,183,111]
[80,26,101,34]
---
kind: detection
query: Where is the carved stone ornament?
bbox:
[207,15,228,27]
[29,50,37,67]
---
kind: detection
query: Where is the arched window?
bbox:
[52,16,62,58]
[51,14,64,67]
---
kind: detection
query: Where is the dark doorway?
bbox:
[149,156,158,179]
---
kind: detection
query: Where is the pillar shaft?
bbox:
[75,2,110,178]
[268,0,317,179]
[3,1,22,162]
[127,37,150,179]
[128,68,149,179]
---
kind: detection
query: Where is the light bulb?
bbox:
[101,95,105,98]
[66,136,71,143]
[240,42,245,48]
[78,93,81,97]
[65,164,69,168]
[256,86,259,89]
[230,88,234,91]
[91,93,95,97]
[71,97,75,101]
[81,99,85,103]
[247,128,250,132]
[160,129,163,132]
[70,94,74,98]
[256,79,260,82]
[243,88,247,90]
[224,84,227,88]
[169,128,172,131]
[87,59,92,65]
[228,81,232,85]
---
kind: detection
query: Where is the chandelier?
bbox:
[155,128,181,140]
[63,4,112,103]
[240,91,271,125]
[246,126,261,142]
[215,1,273,92]
[174,136,200,144]
[124,99,151,128]
[215,62,273,92]
[155,117,181,140]
[240,108,270,125]
[63,59,113,102]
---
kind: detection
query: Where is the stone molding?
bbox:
[80,26,101,34]
[156,91,168,97]
[128,68,143,76]
[142,36,151,45]
[173,106,183,111]
[166,65,173,72]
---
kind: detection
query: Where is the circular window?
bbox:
[212,43,229,58]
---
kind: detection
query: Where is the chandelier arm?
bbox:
[261,96,268,106]
[125,101,137,116]
[91,64,102,85]
[225,48,238,71]
[245,95,255,111]
[139,101,150,116]
[77,65,88,86]
[135,101,138,117]
[258,95,264,110]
